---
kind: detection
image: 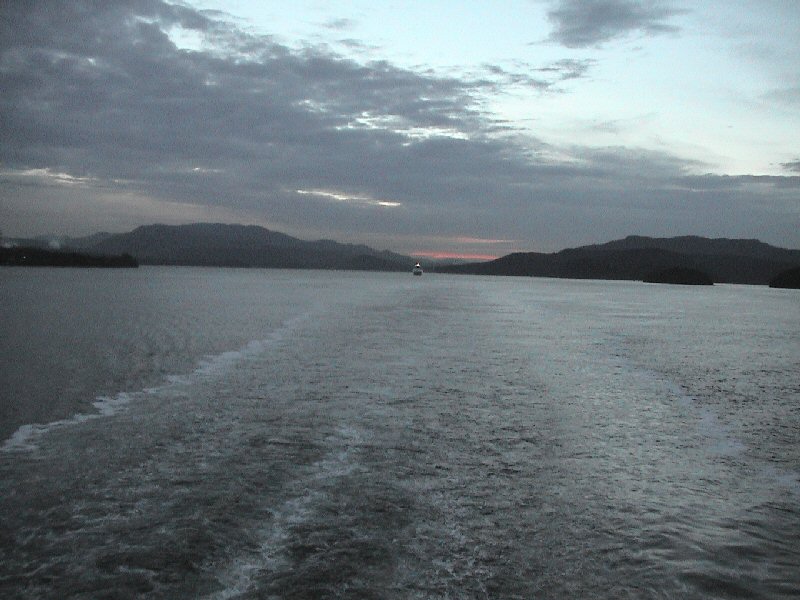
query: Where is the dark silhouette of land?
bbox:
[4,227,799,284]
[440,235,800,285]
[643,267,713,285]
[82,223,412,271]
[0,246,137,268]
[769,266,800,289]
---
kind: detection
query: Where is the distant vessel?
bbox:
[412,262,423,276]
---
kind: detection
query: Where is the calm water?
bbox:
[1,267,798,598]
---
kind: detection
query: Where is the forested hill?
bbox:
[6,228,799,282]
[438,236,800,285]
[81,223,413,271]
[0,246,137,268]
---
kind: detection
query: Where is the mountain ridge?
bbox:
[581,235,800,262]
[4,226,799,283]
[439,236,800,285]
[83,223,414,271]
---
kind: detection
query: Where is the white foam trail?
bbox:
[766,466,800,496]
[204,426,364,600]
[3,423,45,453]
[1,391,135,452]
[2,313,311,453]
[697,408,746,456]
[589,344,799,496]
[92,391,135,417]
[661,376,799,495]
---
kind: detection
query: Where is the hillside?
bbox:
[81,223,413,271]
[439,236,800,285]
[0,246,137,268]
[7,227,798,282]
[769,266,800,289]
[582,235,800,262]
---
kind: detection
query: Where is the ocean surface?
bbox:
[1,266,798,599]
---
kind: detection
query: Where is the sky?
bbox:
[1,1,798,258]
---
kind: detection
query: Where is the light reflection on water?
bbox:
[1,269,798,598]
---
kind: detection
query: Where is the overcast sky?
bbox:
[1,0,798,257]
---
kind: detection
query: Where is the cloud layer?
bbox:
[545,0,686,48]
[1,1,797,253]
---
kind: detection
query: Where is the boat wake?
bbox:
[2,313,312,453]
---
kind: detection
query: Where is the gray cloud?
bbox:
[675,174,800,192]
[0,3,481,184]
[323,18,356,31]
[536,58,596,81]
[0,0,797,253]
[480,58,595,92]
[781,160,800,173]
[545,0,686,48]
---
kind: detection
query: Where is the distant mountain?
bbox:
[642,267,713,285]
[79,223,413,271]
[2,232,114,250]
[60,232,115,249]
[439,236,800,285]
[8,226,798,282]
[1,245,137,268]
[583,235,800,263]
[769,266,800,289]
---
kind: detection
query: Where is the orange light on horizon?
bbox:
[412,251,498,261]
